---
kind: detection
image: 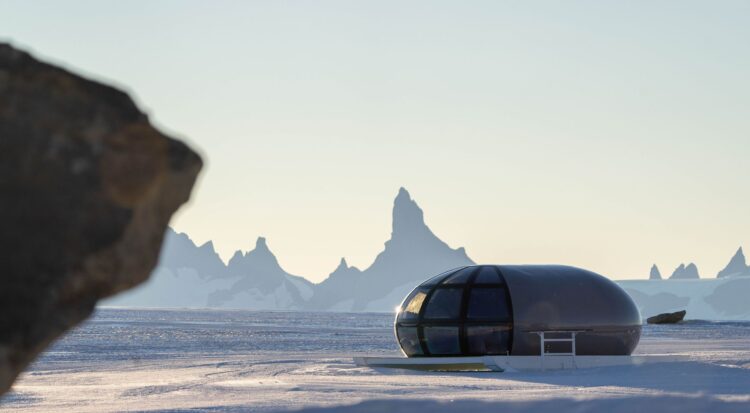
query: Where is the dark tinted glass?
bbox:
[467,288,509,320]
[424,326,460,355]
[398,289,428,321]
[397,326,423,356]
[545,332,573,339]
[443,267,475,284]
[423,288,463,319]
[466,326,511,355]
[544,341,573,354]
[421,268,463,286]
[474,266,500,284]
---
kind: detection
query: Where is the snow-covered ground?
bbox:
[2,309,749,412]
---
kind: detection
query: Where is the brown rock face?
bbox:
[0,43,202,395]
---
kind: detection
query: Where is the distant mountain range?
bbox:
[106,188,473,312]
[105,188,750,320]
[622,247,750,320]
[647,247,750,281]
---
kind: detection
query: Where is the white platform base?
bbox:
[353,355,685,372]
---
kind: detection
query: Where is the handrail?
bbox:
[529,330,585,370]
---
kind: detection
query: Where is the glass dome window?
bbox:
[395,265,514,357]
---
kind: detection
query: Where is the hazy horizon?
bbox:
[2,1,748,282]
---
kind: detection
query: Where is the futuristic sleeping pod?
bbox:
[394,265,642,358]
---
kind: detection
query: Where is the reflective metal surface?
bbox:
[395,265,641,357]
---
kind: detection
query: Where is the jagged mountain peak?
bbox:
[199,240,215,252]
[670,262,700,280]
[307,187,473,311]
[117,189,473,312]
[167,227,193,245]
[225,237,281,273]
[385,188,471,260]
[649,264,662,280]
[158,227,226,279]
[244,237,277,261]
[327,257,361,280]
[391,187,427,238]
[717,246,748,278]
[229,249,244,263]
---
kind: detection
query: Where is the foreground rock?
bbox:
[647,310,687,324]
[0,43,202,395]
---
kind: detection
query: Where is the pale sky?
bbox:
[2,1,748,283]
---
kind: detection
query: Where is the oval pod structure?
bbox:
[394,265,641,357]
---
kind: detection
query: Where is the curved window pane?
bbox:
[397,326,423,356]
[474,266,500,284]
[424,326,460,355]
[467,326,511,355]
[422,267,464,286]
[443,267,475,284]
[423,288,463,319]
[398,290,427,321]
[467,288,510,320]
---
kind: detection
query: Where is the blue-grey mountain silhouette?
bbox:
[106,229,234,308]
[108,232,312,309]
[624,288,690,318]
[305,258,363,310]
[160,228,226,279]
[106,188,473,311]
[105,193,750,319]
[670,263,700,280]
[717,247,749,278]
[705,277,750,316]
[649,264,662,280]
[207,237,313,308]
[307,188,475,311]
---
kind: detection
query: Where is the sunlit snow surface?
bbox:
[2,309,750,412]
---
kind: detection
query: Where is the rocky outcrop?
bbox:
[649,264,662,280]
[670,263,700,280]
[717,247,749,278]
[646,310,687,324]
[0,43,201,395]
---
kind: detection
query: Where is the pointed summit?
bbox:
[157,228,227,279]
[685,263,700,278]
[308,187,473,311]
[325,257,361,281]
[391,187,427,239]
[229,249,244,263]
[336,257,348,271]
[199,240,215,252]
[227,236,279,273]
[649,264,662,280]
[246,236,277,263]
[717,247,748,278]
